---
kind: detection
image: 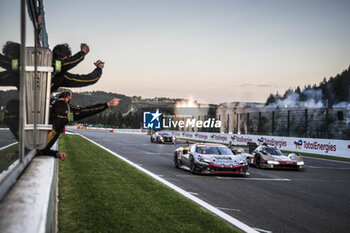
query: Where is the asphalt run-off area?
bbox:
[25,130,350,232]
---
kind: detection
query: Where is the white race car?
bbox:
[174,143,249,176]
[247,143,304,170]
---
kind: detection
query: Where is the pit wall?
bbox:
[0,156,58,233]
[67,126,350,158]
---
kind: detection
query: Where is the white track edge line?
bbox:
[0,142,18,151]
[76,133,258,233]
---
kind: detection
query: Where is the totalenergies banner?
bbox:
[113,129,147,134]
[67,126,147,134]
[172,131,350,159]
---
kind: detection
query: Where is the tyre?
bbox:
[255,155,261,168]
[190,156,197,174]
[150,136,155,143]
[174,153,179,168]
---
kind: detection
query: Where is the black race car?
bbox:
[150,131,176,144]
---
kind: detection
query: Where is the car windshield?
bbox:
[196,146,233,155]
[261,147,282,155]
[159,132,170,136]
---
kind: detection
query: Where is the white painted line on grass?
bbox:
[0,142,18,151]
[217,177,291,181]
[77,133,259,233]
[64,131,77,135]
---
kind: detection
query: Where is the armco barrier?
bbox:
[172,131,350,159]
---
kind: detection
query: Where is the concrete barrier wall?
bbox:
[0,156,58,233]
[0,140,59,233]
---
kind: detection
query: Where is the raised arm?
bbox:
[51,60,104,91]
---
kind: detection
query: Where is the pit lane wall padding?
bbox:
[172,132,350,159]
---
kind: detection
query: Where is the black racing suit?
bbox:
[51,51,102,92]
[37,100,109,156]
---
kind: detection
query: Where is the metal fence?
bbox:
[219,107,350,139]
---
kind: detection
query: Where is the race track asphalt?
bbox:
[0,130,17,148]
[60,130,350,232]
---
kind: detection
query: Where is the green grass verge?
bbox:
[58,134,240,233]
[177,138,350,162]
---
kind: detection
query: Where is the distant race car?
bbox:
[173,143,248,176]
[150,131,176,144]
[246,142,304,170]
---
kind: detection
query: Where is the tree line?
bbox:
[266,65,350,107]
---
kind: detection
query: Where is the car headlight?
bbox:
[240,160,247,165]
[267,161,280,165]
[198,157,211,163]
[297,161,304,165]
